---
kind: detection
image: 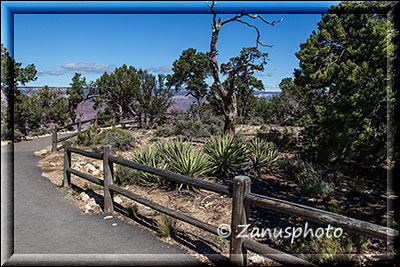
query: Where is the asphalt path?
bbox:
[1,135,201,266]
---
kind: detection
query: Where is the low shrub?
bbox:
[73,126,102,147]
[285,232,372,264]
[282,155,335,199]
[74,127,135,152]
[257,127,298,152]
[154,112,223,139]
[204,135,248,182]
[247,138,279,175]
[100,128,135,151]
[155,125,175,137]
[30,126,50,137]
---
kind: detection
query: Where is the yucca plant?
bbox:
[204,135,248,182]
[247,138,279,175]
[157,137,213,190]
[115,146,169,188]
[131,146,170,188]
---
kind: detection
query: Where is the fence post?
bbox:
[63,140,71,188]
[51,125,58,152]
[230,176,251,266]
[77,118,81,133]
[112,114,116,129]
[94,115,98,128]
[103,145,114,213]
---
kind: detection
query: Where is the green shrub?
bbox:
[14,129,25,141]
[257,127,298,152]
[155,124,175,137]
[101,128,135,151]
[74,126,102,147]
[248,138,279,175]
[282,155,335,199]
[285,232,372,264]
[155,113,223,139]
[30,126,50,137]
[204,135,248,181]
[157,137,213,190]
[115,146,169,188]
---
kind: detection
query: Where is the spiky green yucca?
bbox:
[248,138,279,174]
[129,146,169,188]
[204,135,248,181]
[157,138,212,188]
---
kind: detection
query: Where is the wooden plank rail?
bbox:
[60,142,397,266]
[66,167,104,186]
[68,147,103,160]
[246,193,398,243]
[109,184,221,236]
[243,239,315,266]
[57,132,78,143]
[108,155,230,195]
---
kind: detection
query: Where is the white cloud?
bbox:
[61,62,115,73]
[145,65,172,74]
[37,69,67,76]
[253,70,273,77]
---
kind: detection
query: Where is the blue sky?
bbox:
[8,1,340,92]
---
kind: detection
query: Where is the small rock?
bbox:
[92,168,100,176]
[104,215,113,220]
[112,223,117,227]
[33,147,50,156]
[340,188,347,193]
[79,192,90,201]
[308,198,316,202]
[114,196,123,204]
[84,163,97,174]
[84,203,93,213]
[249,255,264,264]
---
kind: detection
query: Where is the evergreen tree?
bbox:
[293,1,397,166]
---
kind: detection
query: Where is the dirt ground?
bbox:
[37,126,281,266]
[36,125,394,266]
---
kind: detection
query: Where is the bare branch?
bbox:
[244,13,286,26]
[235,19,273,48]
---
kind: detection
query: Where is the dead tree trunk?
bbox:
[207,1,284,135]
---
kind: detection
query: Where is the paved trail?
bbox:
[1,135,200,265]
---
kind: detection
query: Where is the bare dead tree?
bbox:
[206,1,284,134]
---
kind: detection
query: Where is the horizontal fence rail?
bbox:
[52,115,128,151]
[243,239,315,266]
[68,147,103,160]
[246,193,398,243]
[109,184,221,236]
[66,167,104,186]
[57,132,78,143]
[60,140,397,266]
[108,155,230,195]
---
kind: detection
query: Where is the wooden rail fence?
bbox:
[61,140,398,266]
[51,114,131,152]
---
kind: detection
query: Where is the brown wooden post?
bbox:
[77,118,81,133]
[94,115,98,128]
[230,176,251,266]
[51,125,58,152]
[63,140,71,188]
[51,125,55,152]
[103,145,114,213]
